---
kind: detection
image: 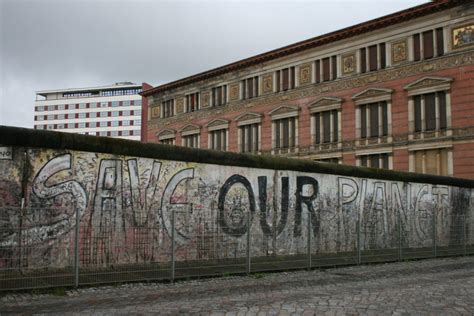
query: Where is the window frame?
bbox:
[206,119,229,151]
[235,112,263,153]
[404,76,452,140]
[269,105,300,154]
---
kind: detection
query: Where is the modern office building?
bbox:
[34,82,144,141]
[142,0,474,179]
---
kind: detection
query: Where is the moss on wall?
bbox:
[2,125,474,188]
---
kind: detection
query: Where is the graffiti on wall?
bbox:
[0,147,472,269]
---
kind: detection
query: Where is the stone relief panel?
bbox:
[392,39,408,64]
[299,64,312,85]
[176,97,184,113]
[201,91,211,108]
[262,74,273,94]
[229,83,240,101]
[342,53,356,75]
[151,106,160,118]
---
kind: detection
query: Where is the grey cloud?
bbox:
[1,0,427,127]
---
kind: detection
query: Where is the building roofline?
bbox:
[141,0,465,97]
[36,82,142,96]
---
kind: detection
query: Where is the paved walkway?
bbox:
[2,257,474,315]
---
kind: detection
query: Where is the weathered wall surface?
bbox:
[1,126,474,269]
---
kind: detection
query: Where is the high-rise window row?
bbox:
[35,100,141,112]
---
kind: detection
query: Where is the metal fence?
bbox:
[0,207,472,291]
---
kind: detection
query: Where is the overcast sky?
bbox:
[0,0,428,128]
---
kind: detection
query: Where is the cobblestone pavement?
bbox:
[2,257,474,315]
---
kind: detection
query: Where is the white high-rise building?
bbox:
[34,82,144,141]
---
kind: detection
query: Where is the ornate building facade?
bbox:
[142,0,474,179]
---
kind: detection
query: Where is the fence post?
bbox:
[307,212,312,271]
[356,217,361,265]
[246,213,251,274]
[462,215,466,256]
[432,212,437,258]
[398,210,402,262]
[171,210,176,282]
[74,206,80,288]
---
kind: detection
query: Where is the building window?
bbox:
[161,99,175,118]
[413,28,444,61]
[312,110,339,144]
[182,134,199,148]
[360,43,386,73]
[100,121,107,127]
[413,148,450,176]
[134,120,141,126]
[239,123,260,153]
[275,67,296,92]
[404,76,452,139]
[89,103,97,108]
[123,120,130,126]
[315,55,338,83]
[112,101,119,107]
[413,92,447,132]
[212,85,227,107]
[209,129,228,151]
[160,138,175,145]
[359,153,390,169]
[111,121,119,127]
[78,113,86,119]
[242,76,259,100]
[78,122,85,128]
[270,106,299,154]
[185,92,200,112]
[180,125,201,148]
[90,112,97,118]
[100,111,108,118]
[206,119,229,151]
[134,100,142,107]
[353,88,393,144]
[274,117,297,150]
[235,112,262,154]
[360,101,388,139]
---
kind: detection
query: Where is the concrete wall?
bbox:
[1,126,474,269]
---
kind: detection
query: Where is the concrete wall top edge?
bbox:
[2,125,474,188]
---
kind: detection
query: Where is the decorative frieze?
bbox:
[148,52,474,130]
